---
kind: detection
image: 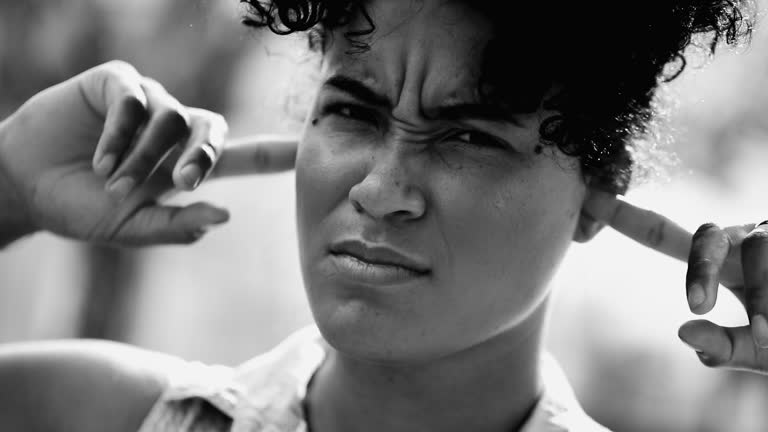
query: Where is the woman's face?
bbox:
[296,0,588,362]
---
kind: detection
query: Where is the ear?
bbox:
[573,188,616,243]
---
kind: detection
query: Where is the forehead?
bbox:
[322,0,493,109]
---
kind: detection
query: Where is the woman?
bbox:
[0,0,762,431]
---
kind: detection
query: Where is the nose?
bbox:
[348,149,426,223]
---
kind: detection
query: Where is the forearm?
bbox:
[0,118,36,248]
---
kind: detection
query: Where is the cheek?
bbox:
[298,129,358,212]
[433,159,584,325]
[296,135,340,223]
[295,128,369,256]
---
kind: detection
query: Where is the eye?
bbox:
[450,130,509,150]
[325,102,378,125]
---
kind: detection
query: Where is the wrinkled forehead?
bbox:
[322,0,493,111]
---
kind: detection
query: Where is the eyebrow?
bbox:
[323,75,391,108]
[432,103,513,124]
[323,74,515,124]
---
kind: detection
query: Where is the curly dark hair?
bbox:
[240,0,755,193]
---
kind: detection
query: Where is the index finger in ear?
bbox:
[583,191,692,262]
[210,135,299,179]
[742,221,768,348]
[584,193,729,313]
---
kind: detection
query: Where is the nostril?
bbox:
[351,199,364,213]
[392,209,415,220]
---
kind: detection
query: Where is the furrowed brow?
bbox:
[323,75,519,125]
[432,103,515,124]
[323,75,391,108]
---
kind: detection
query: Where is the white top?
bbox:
[137,326,610,432]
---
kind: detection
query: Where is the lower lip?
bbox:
[327,253,428,286]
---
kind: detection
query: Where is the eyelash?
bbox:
[320,102,511,151]
[323,102,379,126]
[445,130,509,150]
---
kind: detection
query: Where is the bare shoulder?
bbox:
[0,340,186,432]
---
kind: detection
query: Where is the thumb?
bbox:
[678,319,768,374]
[678,320,734,367]
[113,202,230,246]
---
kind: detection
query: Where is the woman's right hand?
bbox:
[584,191,768,374]
[0,60,298,247]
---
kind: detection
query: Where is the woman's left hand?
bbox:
[584,191,768,374]
[0,61,299,247]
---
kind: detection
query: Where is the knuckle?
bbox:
[210,111,226,125]
[691,223,730,254]
[190,107,225,125]
[743,230,768,253]
[141,76,165,92]
[103,60,139,78]
[689,257,715,267]
[644,220,666,248]
[693,222,722,241]
[121,94,148,114]
[209,112,229,133]
[688,258,716,277]
[157,109,190,134]
[251,146,271,171]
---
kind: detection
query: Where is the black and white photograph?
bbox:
[1,1,767,431]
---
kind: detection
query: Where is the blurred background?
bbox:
[1,1,767,431]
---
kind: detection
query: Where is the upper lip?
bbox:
[329,239,431,274]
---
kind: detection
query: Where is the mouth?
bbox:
[327,239,431,285]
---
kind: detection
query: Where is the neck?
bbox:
[306,304,547,432]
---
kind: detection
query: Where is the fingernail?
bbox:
[202,208,230,225]
[180,164,203,189]
[687,283,706,310]
[679,336,704,353]
[678,321,710,353]
[752,315,768,348]
[696,352,714,364]
[192,227,208,240]
[95,154,116,177]
[679,331,709,353]
[107,177,135,201]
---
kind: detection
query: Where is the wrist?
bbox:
[0,117,37,247]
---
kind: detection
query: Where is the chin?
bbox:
[310,299,455,364]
